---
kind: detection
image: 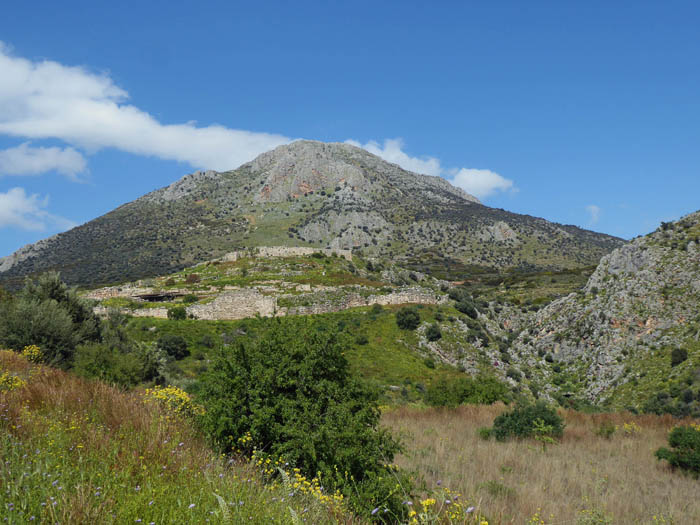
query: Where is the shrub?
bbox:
[506,367,522,382]
[655,424,700,477]
[73,342,164,387]
[0,272,100,366]
[396,306,420,330]
[425,376,511,407]
[167,306,187,320]
[157,334,190,359]
[455,299,478,319]
[425,323,442,342]
[491,401,565,441]
[671,347,688,367]
[595,421,617,439]
[185,274,201,284]
[197,318,408,517]
[355,334,369,345]
[182,294,198,304]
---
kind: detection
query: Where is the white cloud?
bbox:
[0,187,76,231]
[0,43,515,203]
[450,168,515,200]
[346,137,515,201]
[0,142,86,179]
[0,42,291,172]
[345,138,442,177]
[586,204,601,225]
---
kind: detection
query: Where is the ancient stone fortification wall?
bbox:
[93,305,169,319]
[94,286,445,321]
[186,289,277,320]
[282,288,447,317]
[220,246,353,262]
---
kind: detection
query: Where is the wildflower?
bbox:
[189,503,195,509]
[371,507,380,515]
[467,506,475,513]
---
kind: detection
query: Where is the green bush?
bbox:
[455,299,478,319]
[655,425,700,477]
[167,306,187,320]
[182,294,199,304]
[396,306,420,330]
[197,318,408,518]
[424,376,511,408]
[671,347,688,367]
[157,334,189,359]
[73,342,163,387]
[425,323,442,342]
[491,401,564,441]
[0,272,100,366]
[355,334,369,345]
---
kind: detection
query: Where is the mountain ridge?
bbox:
[0,140,623,289]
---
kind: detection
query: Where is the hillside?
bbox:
[501,210,700,412]
[0,141,622,289]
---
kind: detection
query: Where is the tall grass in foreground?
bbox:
[0,350,355,524]
[383,404,699,524]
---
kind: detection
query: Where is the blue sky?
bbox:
[1,1,699,257]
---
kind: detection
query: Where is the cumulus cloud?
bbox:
[0,42,291,172]
[345,138,442,177]
[586,204,601,225]
[346,138,515,200]
[450,168,515,200]
[0,187,76,231]
[0,142,87,179]
[0,43,515,203]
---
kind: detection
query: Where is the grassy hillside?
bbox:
[0,350,354,524]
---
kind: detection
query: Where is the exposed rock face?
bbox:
[512,210,700,403]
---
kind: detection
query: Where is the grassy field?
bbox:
[0,350,356,524]
[382,404,699,524]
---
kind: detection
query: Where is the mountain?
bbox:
[0,140,622,289]
[508,210,700,413]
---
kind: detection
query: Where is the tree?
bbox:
[671,347,688,367]
[197,318,406,516]
[0,272,100,366]
[157,334,189,359]
[396,306,420,330]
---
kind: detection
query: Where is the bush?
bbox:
[185,274,201,284]
[157,334,190,359]
[197,318,408,518]
[671,347,688,367]
[182,294,198,304]
[355,334,369,345]
[455,299,478,319]
[655,425,700,477]
[424,376,511,407]
[396,306,420,330]
[491,401,564,441]
[167,306,187,320]
[0,272,100,366]
[425,323,442,342]
[73,342,164,387]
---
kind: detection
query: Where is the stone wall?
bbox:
[95,286,446,321]
[186,289,277,320]
[282,287,447,317]
[220,246,353,262]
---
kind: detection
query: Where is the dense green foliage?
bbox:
[157,334,189,359]
[0,272,100,365]
[671,347,688,367]
[490,401,565,441]
[197,318,409,517]
[396,306,420,330]
[73,310,165,387]
[655,425,700,477]
[425,323,442,341]
[167,306,187,320]
[424,376,511,408]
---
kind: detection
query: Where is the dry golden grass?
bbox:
[383,404,699,524]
